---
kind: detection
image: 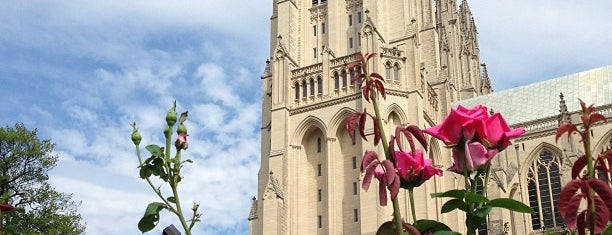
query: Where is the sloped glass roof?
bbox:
[455,65,612,125]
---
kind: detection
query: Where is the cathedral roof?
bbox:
[455,65,612,125]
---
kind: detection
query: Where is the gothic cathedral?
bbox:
[249,0,492,234]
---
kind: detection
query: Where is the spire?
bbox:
[558,92,571,125]
[480,63,492,94]
[248,196,258,221]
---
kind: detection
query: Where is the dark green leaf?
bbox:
[431,189,466,199]
[137,202,167,233]
[167,197,176,203]
[602,224,612,235]
[473,206,492,218]
[146,145,164,158]
[488,198,534,213]
[441,199,468,213]
[139,165,152,179]
[464,192,489,204]
[415,219,452,233]
[375,221,396,235]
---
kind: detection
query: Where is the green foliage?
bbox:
[0,123,85,234]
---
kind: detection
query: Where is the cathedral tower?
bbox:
[249,0,490,234]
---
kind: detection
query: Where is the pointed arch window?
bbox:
[334,72,340,90]
[294,82,300,100]
[317,76,323,95]
[527,149,563,230]
[393,63,400,81]
[302,80,307,98]
[385,62,392,80]
[317,137,322,152]
[342,70,348,88]
[310,78,315,96]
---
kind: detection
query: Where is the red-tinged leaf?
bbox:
[361,151,379,172]
[572,155,588,179]
[379,177,388,206]
[373,79,386,100]
[394,127,404,151]
[388,135,396,159]
[365,52,377,63]
[373,118,381,146]
[577,211,587,235]
[355,52,364,62]
[586,179,612,221]
[381,160,396,185]
[346,112,361,140]
[402,222,421,235]
[560,179,585,216]
[389,174,400,200]
[556,123,578,143]
[406,125,428,150]
[589,113,608,126]
[362,81,371,102]
[362,160,380,191]
[347,61,361,72]
[359,112,368,141]
[371,72,385,81]
[352,73,365,83]
[564,194,585,229]
[592,196,610,233]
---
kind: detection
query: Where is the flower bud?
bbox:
[163,125,171,137]
[131,123,142,146]
[177,123,187,135]
[166,101,177,127]
[175,133,188,150]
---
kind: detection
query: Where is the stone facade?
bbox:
[249,0,612,234]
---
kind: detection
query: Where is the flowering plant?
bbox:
[346,52,532,235]
[557,100,611,234]
[131,101,201,235]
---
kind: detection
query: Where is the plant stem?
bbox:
[583,124,595,235]
[408,188,417,225]
[135,145,177,214]
[171,182,191,235]
[370,74,403,235]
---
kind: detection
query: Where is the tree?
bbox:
[0,123,85,234]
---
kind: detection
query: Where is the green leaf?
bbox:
[415,219,452,233]
[431,189,466,199]
[488,198,534,213]
[602,224,612,235]
[167,197,176,203]
[375,221,396,235]
[441,199,468,213]
[137,202,167,233]
[139,165,152,179]
[473,206,492,218]
[464,192,489,204]
[146,145,164,158]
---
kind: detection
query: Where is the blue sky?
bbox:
[0,1,610,234]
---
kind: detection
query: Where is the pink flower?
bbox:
[174,134,188,150]
[423,105,488,145]
[395,150,442,188]
[483,113,525,151]
[448,141,498,174]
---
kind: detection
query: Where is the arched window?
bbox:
[302,80,307,98]
[295,82,300,100]
[342,70,348,88]
[334,72,339,90]
[393,63,400,81]
[317,138,321,152]
[310,78,315,96]
[317,76,323,95]
[385,62,392,80]
[527,149,563,230]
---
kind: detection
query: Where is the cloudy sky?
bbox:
[0,1,610,234]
